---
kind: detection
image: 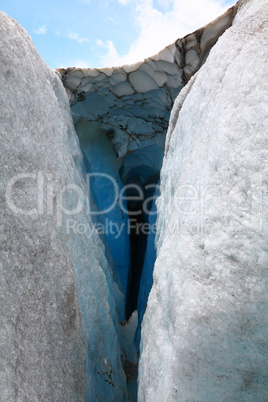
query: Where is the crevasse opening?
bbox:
[65,72,183,357]
[73,117,163,329]
[119,145,163,320]
[72,117,164,400]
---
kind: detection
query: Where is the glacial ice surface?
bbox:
[0,12,129,401]
[138,0,268,401]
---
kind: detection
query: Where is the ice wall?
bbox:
[0,12,129,401]
[138,0,268,400]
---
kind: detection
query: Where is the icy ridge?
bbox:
[138,0,268,400]
[0,12,129,401]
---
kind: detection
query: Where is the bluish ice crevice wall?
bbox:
[135,184,160,349]
[73,118,130,300]
[60,122,128,401]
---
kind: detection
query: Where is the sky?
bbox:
[1,0,236,69]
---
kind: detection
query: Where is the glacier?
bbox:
[0,0,267,401]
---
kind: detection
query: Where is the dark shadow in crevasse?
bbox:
[123,172,160,320]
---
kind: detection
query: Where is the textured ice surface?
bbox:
[129,70,159,93]
[112,82,135,97]
[58,3,237,159]
[0,13,129,401]
[138,1,268,401]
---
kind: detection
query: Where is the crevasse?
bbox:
[61,4,238,359]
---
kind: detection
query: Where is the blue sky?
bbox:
[1,0,236,69]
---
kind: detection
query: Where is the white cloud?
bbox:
[34,25,47,35]
[68,31,89,43]
[117,0,133,4]
[100,0,236,67]
[96,39,121,66]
